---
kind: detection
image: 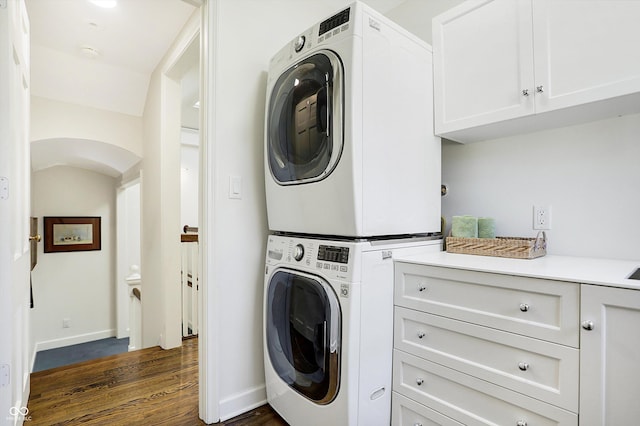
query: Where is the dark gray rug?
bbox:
[33,337,129,372]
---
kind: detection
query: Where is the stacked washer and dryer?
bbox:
[263,3,442,425]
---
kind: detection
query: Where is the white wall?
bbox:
[140,11,200,350]
[31,96,143,157]
[181,129,199,228]
[31,166,117,351]
[387,2,640,261]
[441,113,640,260]
[385,0,465,43]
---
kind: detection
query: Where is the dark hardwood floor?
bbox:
[28,338,288,425]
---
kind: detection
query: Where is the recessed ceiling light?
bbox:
[90,0,117,8]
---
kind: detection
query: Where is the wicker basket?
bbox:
[446,231,547,259]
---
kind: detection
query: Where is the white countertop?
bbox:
[395,252,640,291]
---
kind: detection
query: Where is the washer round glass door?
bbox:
[265,269,341,404]
[267,51,344,185]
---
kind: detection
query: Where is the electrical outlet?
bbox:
[533,205,552,230]
[63,318,71,328]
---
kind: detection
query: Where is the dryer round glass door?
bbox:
[265,269,341,404]
[267,50,344,185]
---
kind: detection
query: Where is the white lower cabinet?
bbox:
[391,261,640,425]
[393,350,577,426]
[579,285,640,425]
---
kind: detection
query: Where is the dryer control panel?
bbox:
[319,7,350,36]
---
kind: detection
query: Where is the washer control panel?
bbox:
[318,245,349,264]
[266,235,352,278]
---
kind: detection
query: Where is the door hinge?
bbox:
[0,364,9,387]
[0,177,8,200]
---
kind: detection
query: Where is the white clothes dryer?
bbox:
[263,233,442,426]
[264,1,441,238]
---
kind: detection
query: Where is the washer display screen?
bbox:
[318,245,349,264]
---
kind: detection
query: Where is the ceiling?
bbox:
[26,0,197,116]
[27,0,198,177]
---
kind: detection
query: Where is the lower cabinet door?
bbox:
[392,392,462,426]
[580,285,640,425]
[393,350,578,426]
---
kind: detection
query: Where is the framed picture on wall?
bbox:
[43,216,101,253]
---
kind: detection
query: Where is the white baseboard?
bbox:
[218,384,267,422]
[34,329,117,352]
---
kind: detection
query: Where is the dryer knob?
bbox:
[293,244,305,261]
[294,35,306,52]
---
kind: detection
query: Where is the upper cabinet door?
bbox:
[533,0,640,113]
[432,0,535,136]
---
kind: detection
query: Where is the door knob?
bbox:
[29,234,42,242]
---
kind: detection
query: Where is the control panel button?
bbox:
[293,244,305,261]
[294,35,305,52]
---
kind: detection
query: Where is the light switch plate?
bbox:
[229,176,242,199]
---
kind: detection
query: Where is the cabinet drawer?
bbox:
[392,392,462,426]
[394,263,579,347]
[395,306,578,412]
[393,350,578,426]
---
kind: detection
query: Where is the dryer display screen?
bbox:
[318,245,349,264]
[319,7,350,36]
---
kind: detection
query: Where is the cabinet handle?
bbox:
[418,285,427,292]
[414,423,423,426]
[519,303,529,312]
[582,320,594,331]
[516,421,528,426]
[518,362,530,371]
[536,85,544,93]
[416,378,424,386]
[417,331,426,339]
[522,89,530,97]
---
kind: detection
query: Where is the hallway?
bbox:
[28,339,286,425]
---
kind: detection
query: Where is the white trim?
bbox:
[198,0,219,423]
[34,329,117,352]
[218,385,267,422]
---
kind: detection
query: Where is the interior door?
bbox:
[0,0,32,421]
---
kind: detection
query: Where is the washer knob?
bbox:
[294,35,306,52]
[293,244,305,261]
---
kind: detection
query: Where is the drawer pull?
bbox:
[518,362,530,371]
[582,320,594,331]
[519,303,529,312]
[418,284,427,292]
[417,331,426,339]
[516,421,528,426]
[416,378,424,386]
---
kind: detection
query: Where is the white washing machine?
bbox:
[263,233,442,426]
[264,1,441,238]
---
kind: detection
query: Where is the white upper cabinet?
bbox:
[433,0,640,143]
[533,0,640,112]
[433,0,535,137]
